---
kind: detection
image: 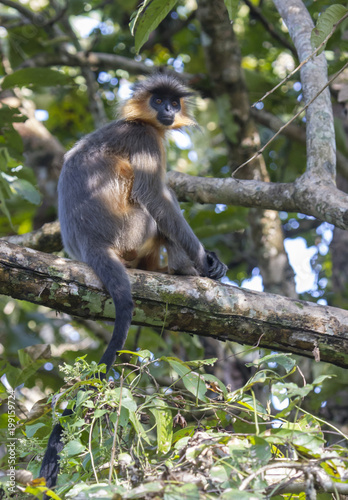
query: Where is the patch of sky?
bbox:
[71,15,100,38]
[104,91,115,101]
[215,204,227,214]
[188,150,198,162]
[293,81,302,92]
[35,109,49,121]
[272,393,289,411]
[171,130,192,149]
[60,323,80,342]
[284,237,317,293]
[98,71,111,84]
[118,79,133,100]
[316,221,333,255]
[242,267,263,292]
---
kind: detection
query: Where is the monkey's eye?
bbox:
[172,101,178,107]
[156,98,162,104]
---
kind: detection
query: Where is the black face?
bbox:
[150,93,181,126]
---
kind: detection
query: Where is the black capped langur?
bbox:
[40,73,227,491]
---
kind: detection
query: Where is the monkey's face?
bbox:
[149,93,181,127]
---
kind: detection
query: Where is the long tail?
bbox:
[40,249,133,493]
[86,248,134,372]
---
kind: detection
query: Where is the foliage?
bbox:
[130,0,239,52]
[311,4,348,53]
[0,352,346,499]
[0,105,40,225]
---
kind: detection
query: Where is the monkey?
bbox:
[39,73,227,492]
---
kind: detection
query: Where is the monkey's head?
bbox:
[121,73,197,130]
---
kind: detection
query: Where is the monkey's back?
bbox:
[58,119,163,261]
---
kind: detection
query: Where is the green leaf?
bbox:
[15,345,51,387]
[24,485,62,500]
[248,353,296,373]
[130,0,178,53]
[2,68,72,90]
[148,398,173,453]
[249,436,272,466]
[202,373,228,397]
[0,106,26,124]
[224,0,239,21]
[0,183,12,226]
[3,127,23,156]
[94,408,108,419]
[8,177,41,205]
[221,490,263,500]
[26,422,46,438]
[125,481,164,498]
[186,357,218,368]
[237,394,268,416]
[128,410,151,444]
[272,382,313,402]
[210,464,229,484]
[63,439,86,457]
[164,483,200,500]
[312,374,333,385]
[311,4,348,53]
[112,387,137,413]
[110,405,129,428]
[162,357,208,402]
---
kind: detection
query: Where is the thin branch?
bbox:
[108,368,124,484]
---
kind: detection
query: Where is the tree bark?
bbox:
[1,240,348,368]
[196,0,297,298]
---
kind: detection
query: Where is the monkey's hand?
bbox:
[205,251,228,280]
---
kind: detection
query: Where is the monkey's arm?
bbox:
[131,150,226,278]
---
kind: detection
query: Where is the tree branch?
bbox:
[19,51,154,76]
[1,240,348,368]
[1,221,62,253]
[167,171,348,230]
[273,0,336,182]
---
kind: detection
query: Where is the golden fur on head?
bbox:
[120,73,197,130]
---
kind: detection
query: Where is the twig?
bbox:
[89,417,99,484]
[108,368,124,484]
[233,60,348,175]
